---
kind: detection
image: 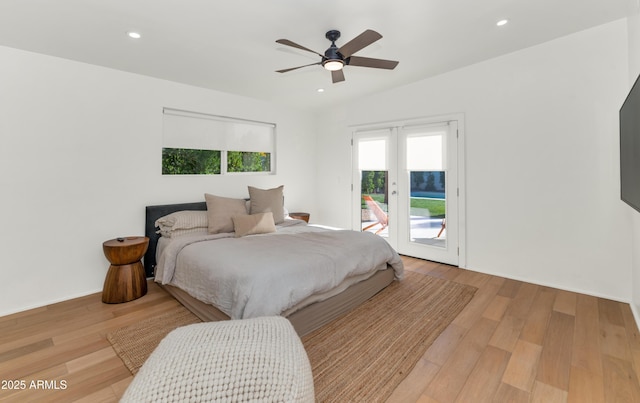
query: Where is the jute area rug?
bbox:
[108,271,476,402]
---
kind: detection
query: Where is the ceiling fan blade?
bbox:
[338,29,382,58]
[276,62,321,73]
[332,69,345,83]
[275,39,324,58]
[347,56,399,70]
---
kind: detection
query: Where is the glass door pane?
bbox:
[361,170,389,238]
[353,131,395,247]
[405,132,446,248]
[409,171,446,247]
[398,122,458,265]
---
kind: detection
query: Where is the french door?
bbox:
[352,118,462,266]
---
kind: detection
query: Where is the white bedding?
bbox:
[155,222,404,319]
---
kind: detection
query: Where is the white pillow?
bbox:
[155,210,209,238]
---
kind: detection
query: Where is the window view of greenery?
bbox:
[227,151,271,173]
[361,171,388,211]
[162,148,221,175]
[410,171,446,218]
[361,170,446,218]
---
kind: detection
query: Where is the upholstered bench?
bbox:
[121,316,315,402]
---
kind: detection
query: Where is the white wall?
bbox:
[316,19,633,301]
[627,8,640,317]
[0,46,318,316]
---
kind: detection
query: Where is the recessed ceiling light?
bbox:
[127,31,141,39]
[317,88,325,93]
[496,19,508,27]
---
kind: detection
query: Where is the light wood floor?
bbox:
[1,256,639,402]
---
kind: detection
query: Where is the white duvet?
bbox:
[155,222,404,319]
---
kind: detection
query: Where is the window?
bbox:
[162,108,275,175]
[162,148,221,175]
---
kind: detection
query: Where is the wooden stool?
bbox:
[102,236,149,304]
[289,212,310,223]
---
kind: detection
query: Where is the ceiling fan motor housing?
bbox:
[323,30,344,68]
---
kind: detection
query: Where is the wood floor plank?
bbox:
[416,394,440,403]
[599,322,631,361]
[422,317,498,402]
[531,380,567,403]
[0,306,47,325]
[423,323,468,366]
[497,278,522,298]
[451,275,504,330]
[488,315,525,353]
[572,294,603,373]
[493,382,530,402]
[0,337,111,381]
[72,387,119,403]
[621,304,640,385]
[0,338,53,364]
[598,298,625,327]
[65,347,117,374]
[520,287,556,345]
[425,264,460,281]
[110,376,133,400]
[602,354,640,403]
[553,290,577,316]
[536,311,575,391]
[501,339,543,392]
[482,295,511,322]
[402,257,439,274]
[489,283,539,352]
[452,269,491,288]
[567,364,605,403]
[0,307,114,346]
[454,345,510,402]
[386,358,440,403]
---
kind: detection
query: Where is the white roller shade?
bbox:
[356,128,391,171]
[358,138,387,170]
[403,124,448,171]
[163,108,275,152]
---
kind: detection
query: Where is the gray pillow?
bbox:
[248,185,285,224]
[204,193,249,233]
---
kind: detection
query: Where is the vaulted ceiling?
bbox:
[0,0,634,110]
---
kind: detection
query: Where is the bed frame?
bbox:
[144,201,395,336]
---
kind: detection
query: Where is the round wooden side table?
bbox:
[102,236,149,304]
[289,212,310,223]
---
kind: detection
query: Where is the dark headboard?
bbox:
[144,201,207,277]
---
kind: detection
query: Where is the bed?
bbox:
[144,198,404,336]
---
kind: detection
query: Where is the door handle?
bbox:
[392,191,397,195]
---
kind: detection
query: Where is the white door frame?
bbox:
[351,113,466,268]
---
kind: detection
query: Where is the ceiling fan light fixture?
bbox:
[276,29,396,83]
[323,59,344,71]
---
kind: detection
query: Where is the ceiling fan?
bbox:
[275,29,399,83]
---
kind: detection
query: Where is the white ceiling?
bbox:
[0,0,636,111]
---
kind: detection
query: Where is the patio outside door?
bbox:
[352,119,461,266]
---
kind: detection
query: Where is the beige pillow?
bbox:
[232,212,276,237]
[204,193,249,234]
[248,185,285,224]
